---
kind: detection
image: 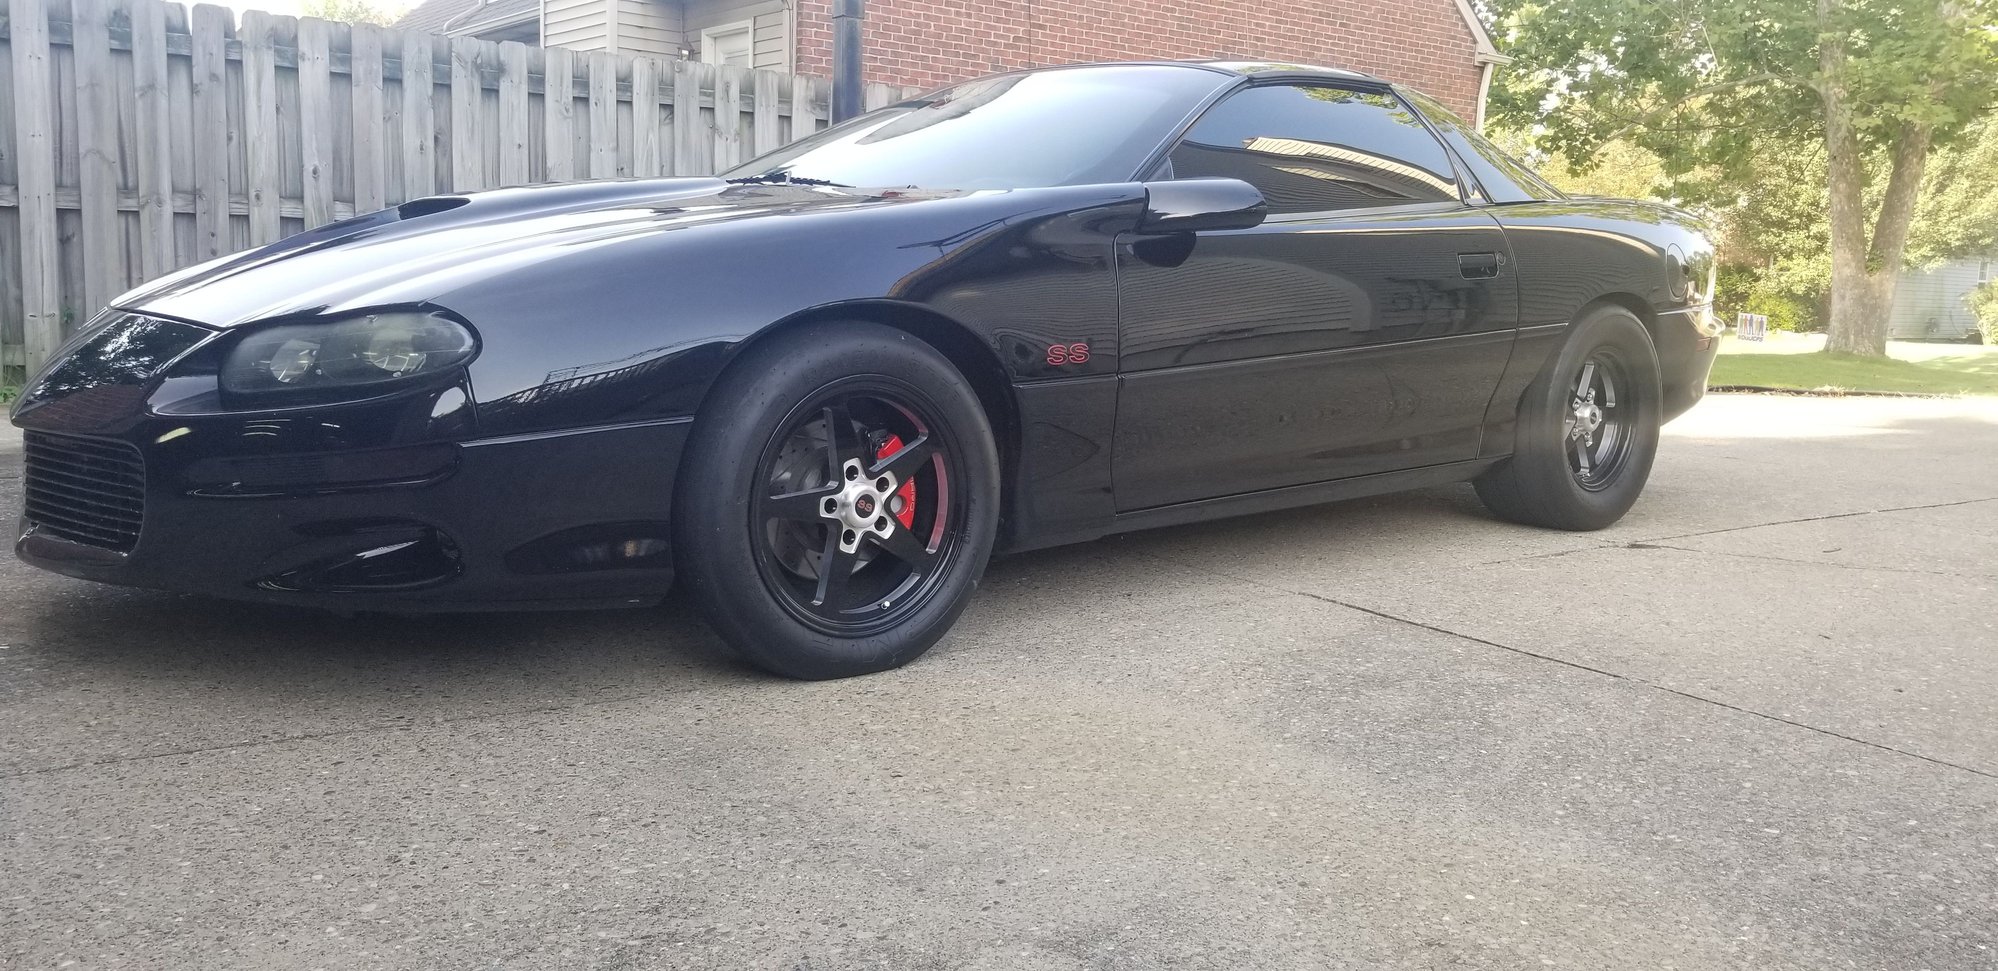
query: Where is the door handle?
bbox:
[1458,252,1502,279]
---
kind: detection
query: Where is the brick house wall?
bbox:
[791,0,1490,120]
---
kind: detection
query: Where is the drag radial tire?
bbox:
[1474,305,1663,531]
[674,321,1000,679]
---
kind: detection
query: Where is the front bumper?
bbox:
[13,369,691,612]
[1656,304,1723,421]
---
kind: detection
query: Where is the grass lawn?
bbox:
[1711,332,1998,396]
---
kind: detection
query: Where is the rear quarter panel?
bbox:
[1479,199,1719,449]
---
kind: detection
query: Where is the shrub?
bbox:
[1969,280,1998,344]
[1717,262,1826,332]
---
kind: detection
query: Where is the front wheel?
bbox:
[674,321,1000,679]
[1475,306,1663,531]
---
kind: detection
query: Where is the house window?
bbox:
[701,20,754,68]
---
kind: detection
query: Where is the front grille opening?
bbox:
[23,433,146,554]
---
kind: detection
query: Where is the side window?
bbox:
[1165,84,1462,214]
[1401,89,1564,204]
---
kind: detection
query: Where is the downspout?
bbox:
[1475,58,1497,130]
[1472,50,1511,131]
[831,0,864,123]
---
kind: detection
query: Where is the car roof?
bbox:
[1011,59,1386,86]
[1195,60,1384,84]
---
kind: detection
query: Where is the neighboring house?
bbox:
[397,0,541,43]
[397,0,1503,122]
[1889,255,1992,341]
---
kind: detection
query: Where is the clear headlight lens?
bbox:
[221,311,477,395]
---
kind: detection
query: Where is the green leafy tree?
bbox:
[298,0,402,25]
[1491,0,1998,356]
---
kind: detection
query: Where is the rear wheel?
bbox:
[1475,306,1663,531]
[674,321,999,679]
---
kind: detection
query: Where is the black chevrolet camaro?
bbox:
[11,61,1719,678]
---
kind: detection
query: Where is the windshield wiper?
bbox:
[725,173,856,188]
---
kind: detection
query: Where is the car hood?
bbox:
[118,178,970,327]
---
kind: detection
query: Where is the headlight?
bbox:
[221,311,477,396]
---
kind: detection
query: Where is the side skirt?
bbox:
[1104,458,1503,537]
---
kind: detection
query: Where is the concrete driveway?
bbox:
[2,394,1994,971]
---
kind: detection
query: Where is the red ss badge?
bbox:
[1046,342,1091,367]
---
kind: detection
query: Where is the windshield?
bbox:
[722,65,1228,191]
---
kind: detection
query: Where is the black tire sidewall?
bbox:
[1510,308,1663,528]
[674,321,1000,679]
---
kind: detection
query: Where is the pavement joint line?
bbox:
[1635,495,1998,545]
[1634,541,1997,581]
[1472,495,1998,568]
[0,689,672,782]
[1130,549,1998,784]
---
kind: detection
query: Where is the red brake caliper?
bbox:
[874,434,919,530]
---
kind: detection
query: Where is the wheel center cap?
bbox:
[825,460,900,548]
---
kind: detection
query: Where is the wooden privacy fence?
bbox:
[0,0,921,381]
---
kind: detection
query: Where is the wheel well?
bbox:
[707,300,1021,516]
[1579,293,1660,346]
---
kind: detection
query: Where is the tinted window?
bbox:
[1165,85,1461,214]
[722,66,1227,191]
[1401,89,1564,204]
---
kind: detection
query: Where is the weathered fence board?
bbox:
[631,56,659,178]
[0,0,913,379]
[238,10,281,246]
[587,50,615,180]
[12,0,62,372]
[188,4,229,262]
[542,44,574,182]
[351,23,387,212]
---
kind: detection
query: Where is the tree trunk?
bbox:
[1824,266,1892,355]
[1817,0,1935,357]
[1822,127,1932,356]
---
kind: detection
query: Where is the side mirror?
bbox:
[1137,178,1268,234]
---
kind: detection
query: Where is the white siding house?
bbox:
[400,0,790,66]
[1889,256,1992,341]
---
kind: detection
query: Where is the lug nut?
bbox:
[845,466,860,480]
[875,516,888,530]
[874,477,891,492]
[823,498,839,514]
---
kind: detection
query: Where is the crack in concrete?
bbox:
[1133,550,1998,783]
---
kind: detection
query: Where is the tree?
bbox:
[298,0,402,26]
[1491,0,1998,356]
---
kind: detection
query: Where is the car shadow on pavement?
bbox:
[0,480,1509,745]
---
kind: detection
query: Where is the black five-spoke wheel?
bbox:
[675,321,1000,679]
[1565,353,1635,490]
[753,386,964,635]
